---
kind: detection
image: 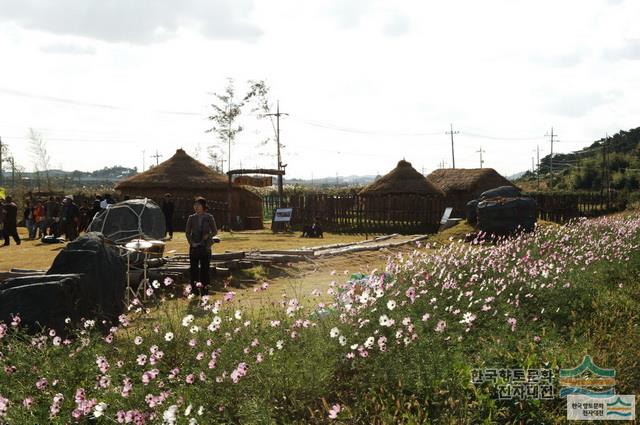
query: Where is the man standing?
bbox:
[44,196,59,236]
[90,195,102,221]
[2,196,20,246]
[185,197,217,292]
[61,196,80,241]
[161,193,175,239]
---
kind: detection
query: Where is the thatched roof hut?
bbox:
[426,168,515,217]
[115,149,263,230]
[359,160,444,197]
[115,148,228,193]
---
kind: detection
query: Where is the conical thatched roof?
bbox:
[359,160,444,196]
[115,149,229,191]
[426,168,514,194]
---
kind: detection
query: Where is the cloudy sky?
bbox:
[0,0,639,179]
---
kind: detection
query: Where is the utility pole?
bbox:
[545,127,557,189]
[531,156,535,174]
[0,136,3,187]
[446,124,459,169]
[10,157,15,190]
[601,134,606,197]
[142,150,146,172]
[265,100,289,206]
[151,149,163,166]
[476,146,485,168]
[536,145,540,190]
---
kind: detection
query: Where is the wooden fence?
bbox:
[264,193,445,234]
[525,191,626,222]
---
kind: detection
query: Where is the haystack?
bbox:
[426,168,515,217]
[115,149,263,230]
[359,160,444,197]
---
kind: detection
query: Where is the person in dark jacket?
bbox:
[2,196,21,246]
[61,197,80,241]
[185,197,217,291]
[23,201,36,239]
[162,193,175,239]
[91,195,102,221]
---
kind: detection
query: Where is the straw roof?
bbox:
[115,149,229,191]
[426,168,513,194]
[359,160,444,196]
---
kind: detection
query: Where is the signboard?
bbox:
[567,395,635,421]
[273,208,293,222]
[440,207,453,224]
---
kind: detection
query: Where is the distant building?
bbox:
[426,168,516,217]
[115,149,263,230]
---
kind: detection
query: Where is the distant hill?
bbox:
[516,126,640,191]
[284,175,377,188]
[17,166,137,182]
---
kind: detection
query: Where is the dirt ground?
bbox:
[0,228,374,271]
[0,227,425,312]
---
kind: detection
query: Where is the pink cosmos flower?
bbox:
[435,320,447,333]
[507,317,517,332]
[328,404,341,419]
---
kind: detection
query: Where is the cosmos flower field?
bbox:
[1,214,639,424]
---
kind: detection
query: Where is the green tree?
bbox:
[206,78,245,173]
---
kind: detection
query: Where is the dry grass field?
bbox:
[0,227,378,271]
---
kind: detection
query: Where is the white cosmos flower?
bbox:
[329,327,340,338]
[164,332,174,341]
[93,402,107,418]
[387,300,397,310]
[276,340,284,350]
[379,314,390,326]
[339,335,347,346]
[163,405,178,424]
[234,310,242,320]
[364,336,375,349]
[184,404,193,416]
[182,315,194,327]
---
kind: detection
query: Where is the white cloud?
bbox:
[0,0,261,44]
[0,0,638,179]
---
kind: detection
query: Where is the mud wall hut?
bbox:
[114,149,263,230]
[358,160,445,232]
[426,168,515,217]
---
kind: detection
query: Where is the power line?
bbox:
[292,117,442,137]
[462,131,541,141]
[0,87,204,117]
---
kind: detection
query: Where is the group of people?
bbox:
[0,193,118,245]
[3,190,217,293]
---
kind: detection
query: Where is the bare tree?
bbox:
[28,128,52,191]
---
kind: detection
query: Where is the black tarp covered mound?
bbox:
[477,197,537,235]
[0,275,83,332]
[87,198,165,243]
[466,199,479,225]
[0,233,126,332]
[479,185,521,201]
